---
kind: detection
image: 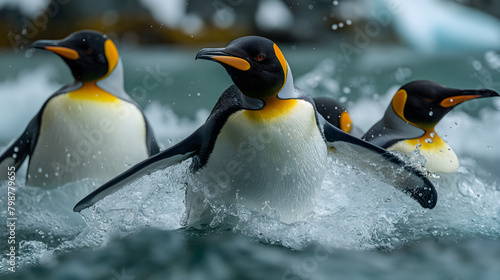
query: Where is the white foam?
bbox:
[1,60,500,271]
[0,66,61,143]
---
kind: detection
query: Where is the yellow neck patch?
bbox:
[244,97,298,121]
[404,129,446,152]
[68,82,119,103]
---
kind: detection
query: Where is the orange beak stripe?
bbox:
[212,56,250,71]
[440,95,481,108]
[45,46,79,60]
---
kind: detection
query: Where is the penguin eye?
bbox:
[425,97,434,102]
[85,48,93,55]
[254,54,265,62]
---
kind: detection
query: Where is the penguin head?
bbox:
[392,80,499,128]
[196,36,288,100]
[31,30,119,82]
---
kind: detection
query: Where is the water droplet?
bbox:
[25,48,35,58]
[331,24,338,30]
[12,153,17,159]
[333,0,339,5]
[430,132,435,138]
[425,138,433,144]
[472,60,482,71]
[343,86,351,94]
[487,145,493,150]
[125,162,132,167]
[346,20,352,25]
[338,22,344,28]
[38,167,42,173]
[197,92,201,96]
[419,193,423,197]
[429,111,434,116]
[308,4,313,9]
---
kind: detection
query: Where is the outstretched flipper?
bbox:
[0,114,41,180]
[320,115,437,209]
[73,131,202,212]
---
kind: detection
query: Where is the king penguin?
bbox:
[313,97,353,134]
[0,30,160,187]
[363,80,499,173]
[74,36,437,227]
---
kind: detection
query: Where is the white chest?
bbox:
[187,100,327,225]
[28,94,149,187]
[388,135,459,173]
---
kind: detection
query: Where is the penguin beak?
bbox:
[30,40,80,60]
[196,47,250,71]
[440,88,499,108]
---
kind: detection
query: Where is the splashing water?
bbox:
[1,54,499,278]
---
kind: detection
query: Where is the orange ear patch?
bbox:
[340,111,352,133]
[104,39,119,74]
[392,89,408,121]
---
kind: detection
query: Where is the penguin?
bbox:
[362,80,499,173]
[0,30,160,187]
[74,36,437,227]
[313,97,352,134]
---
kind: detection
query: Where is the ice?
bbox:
[368,0,500,53]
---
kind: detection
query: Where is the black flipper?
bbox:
[320,115,437,209]
[145,119,161,156]
[0,115,41,178]
[313,96,346,129]
[73,130,202,212]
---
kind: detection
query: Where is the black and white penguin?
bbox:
[0,30,160,187]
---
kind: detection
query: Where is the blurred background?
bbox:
[1,1,500,279]
[1,0,500,119]
[1,0,500,48]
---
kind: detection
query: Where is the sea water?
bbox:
[0,46,499,279]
